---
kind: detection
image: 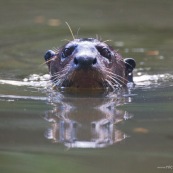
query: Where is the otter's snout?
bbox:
[72,44,98,70]
[73,55,97,69]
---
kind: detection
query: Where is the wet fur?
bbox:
[44,38,135,90]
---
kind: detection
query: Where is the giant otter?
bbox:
[44,38,136,90]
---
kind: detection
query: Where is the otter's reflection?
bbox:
[44,92,133,148]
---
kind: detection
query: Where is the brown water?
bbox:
[0,0,173,173]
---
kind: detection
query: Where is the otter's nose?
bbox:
[73,55,97,69]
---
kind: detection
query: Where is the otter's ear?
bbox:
[124,58,136,82]
[44,50,56,68]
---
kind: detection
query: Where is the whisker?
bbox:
[51,64,71,77]
[40,58,55,67]
[99,35,102,41]
[109,74,126,86]
[50,64,72,87]
[105,79,116,90]
[106,70,128,83]
[106,74,123,85]
[102,66,128,89]
[65,22,75,40]
[52,47,60,54]
[76,27,80,39]
[96,34,99,40]
[61,39,71,42]
[103,40,112,43]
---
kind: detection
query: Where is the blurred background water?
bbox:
[0,0,173,173]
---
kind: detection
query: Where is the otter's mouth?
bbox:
[61,70,104,89]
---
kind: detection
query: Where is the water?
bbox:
[1,0,173,173]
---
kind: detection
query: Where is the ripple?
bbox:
[0,74,51,88]
[134,73,173,87]
[0,73,173,90]
[0,94,47,101]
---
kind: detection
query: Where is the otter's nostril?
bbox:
[92,58,97,65]
[74,57,78,65]
[74,56,97,68]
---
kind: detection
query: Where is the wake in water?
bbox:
[0,74,51,101]
[0,73,173,88]
[0,73,173,100]
[134,73,173,88]
[0,74,50,88]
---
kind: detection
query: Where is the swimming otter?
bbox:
[44,38,136,90]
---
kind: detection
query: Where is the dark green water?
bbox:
[0,0,173,173]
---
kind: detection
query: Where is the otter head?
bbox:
[44,38,136,90]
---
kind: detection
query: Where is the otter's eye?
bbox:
[98,47,112,60]
[62,47,74,58]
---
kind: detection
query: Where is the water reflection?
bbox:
[44,91,133,148]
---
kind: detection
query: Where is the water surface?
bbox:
[0,0,173,173]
